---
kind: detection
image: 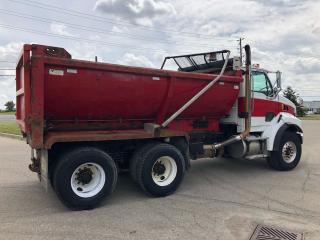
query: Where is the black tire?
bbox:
[130,142,159,183]
[49,164,56,190]
[53,147,117,210]
[134,143,186,197]
[267,131,302,171]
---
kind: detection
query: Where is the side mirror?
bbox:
[276,71,282,89]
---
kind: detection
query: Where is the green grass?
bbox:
[300,115,320,120]
[0,111,16,115]
[0,121,21,135]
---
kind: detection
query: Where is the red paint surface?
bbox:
[238,97,295,117]
[16,44,243,148]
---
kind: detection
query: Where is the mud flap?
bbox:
[40,149,49,192]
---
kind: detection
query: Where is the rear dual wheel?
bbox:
[53,147,117,210]
[130,143,186,197]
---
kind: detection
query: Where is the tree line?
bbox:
[0,101,15,112]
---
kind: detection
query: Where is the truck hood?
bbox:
[278,95,296,111]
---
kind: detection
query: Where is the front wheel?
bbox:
[53,147,117,210]
[267,131,302,171]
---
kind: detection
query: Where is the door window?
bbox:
[252,71,273,96]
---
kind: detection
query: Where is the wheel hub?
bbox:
[70,162,106,198]
[153,162,166,175]
[282,141,297,163]
[76,167,93,185]
[151,156,178,187]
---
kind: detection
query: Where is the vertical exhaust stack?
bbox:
[214,45,252,149]
[240,45,252,139]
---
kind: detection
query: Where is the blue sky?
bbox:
[0,0,319,108]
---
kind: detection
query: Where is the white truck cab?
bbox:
[222,65,303,170]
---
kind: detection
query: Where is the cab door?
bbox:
[250,71,278,131]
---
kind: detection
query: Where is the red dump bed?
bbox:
[16,44,242,149]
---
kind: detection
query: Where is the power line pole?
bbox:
[238,37,244,64]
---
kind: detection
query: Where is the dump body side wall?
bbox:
[44,60,241,131]
[16,44,243,149]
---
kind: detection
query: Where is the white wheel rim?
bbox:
[282,141,297,163]
[71,162,106,198]
[151,156,177,187]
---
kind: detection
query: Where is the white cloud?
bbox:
[50,22,74,36]
[167,0,320,99]
[111,25,128,33]
[283,57,320,75]
[118,53,155,68]
[0,76,15,109]
[94,0,176,25]
[0,94,10,106]
[0,0,319,105]
[88,35,102,41]
[135,17,153,27]
[0,42,23,109]
[0,42,22,57]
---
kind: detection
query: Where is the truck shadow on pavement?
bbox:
[109,157,271,204]
[107,156,316,220]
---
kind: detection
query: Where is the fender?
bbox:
[261,112,303,151]
[273,123,303,151]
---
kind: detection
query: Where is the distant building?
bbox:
[303,101,320,114]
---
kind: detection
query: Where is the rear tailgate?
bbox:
[16,44,72,148]
[16,44,32,136]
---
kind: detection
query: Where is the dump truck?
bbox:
[16,44,303,210]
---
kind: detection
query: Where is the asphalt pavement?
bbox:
[0,120,319,240]
[0,114,15,121]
